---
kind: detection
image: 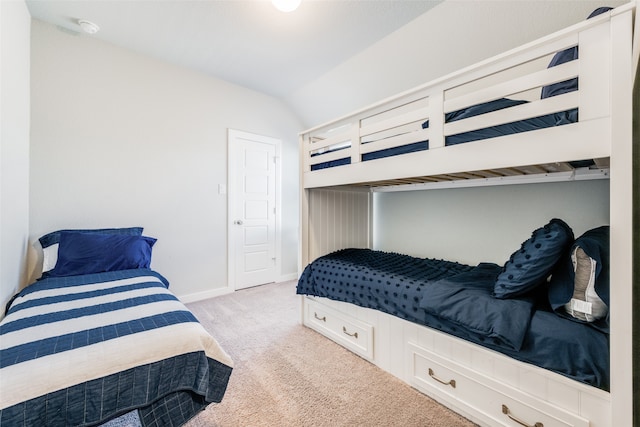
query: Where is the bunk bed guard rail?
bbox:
[300,8,624,190]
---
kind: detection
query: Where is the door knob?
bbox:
[234,220,243,225]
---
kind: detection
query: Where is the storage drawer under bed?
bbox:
[304,297,374,360]
[407,342,590,427]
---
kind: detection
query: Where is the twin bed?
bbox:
[0,228,232,426]
[297,226,610,391]
[298,3,636,427]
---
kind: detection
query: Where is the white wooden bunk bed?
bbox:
[298,3,637,427]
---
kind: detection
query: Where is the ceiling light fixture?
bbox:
[271,0,301,13]
[78,19,100,34]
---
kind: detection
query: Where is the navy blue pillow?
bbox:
[494,219,574,299]
[39,227,143,248]
[48,232,156,277]
[540,7,613,99]
[548,226,610,332]
[421,98,529,129]
[445,98,529,123]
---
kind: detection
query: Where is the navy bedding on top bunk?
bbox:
[297,248,609,390]
[310,100,579,171]
[440,104,578,146]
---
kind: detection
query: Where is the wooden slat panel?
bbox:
[309,147,351,166]
[306,131,351,153]
[361,121,424,144]
[539,162,574,172]
[478,170,505,178]
[360,106,430,137]
[360,129,430,155]
[307,188,370,261]
[445,60,579,113]
[578,21,611,121]
[359,92,430,128]
[443,92,579,136]
[324,157,610,190]
[512,164,549,174]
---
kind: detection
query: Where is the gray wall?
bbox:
[0,1,31,314]
[29,20,302,298]
[374,180,610,265]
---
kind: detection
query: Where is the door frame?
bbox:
[227,128,282,291]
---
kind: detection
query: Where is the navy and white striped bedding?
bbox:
[0,269,233,426]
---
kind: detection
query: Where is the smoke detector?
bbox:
[78,19,100,34]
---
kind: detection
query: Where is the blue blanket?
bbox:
[297,249,609,389]
[297,249,532,351]
[0,269,233,426]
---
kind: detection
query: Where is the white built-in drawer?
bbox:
[410,343,461,400]
[408,342,590,427]
[304,297,373,360]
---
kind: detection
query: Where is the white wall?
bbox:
[1,0,31,314]
[288,0,626,128]
[29,20,302,298]
[373,180,610,266]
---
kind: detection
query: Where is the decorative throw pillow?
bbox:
[548,226,609,328]
[39,227,144,273]
[494,218,574,299]
[47,232,156,277]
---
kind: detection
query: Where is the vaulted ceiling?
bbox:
[25,0,442,98]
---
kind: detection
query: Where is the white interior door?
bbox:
[228,129,280,290]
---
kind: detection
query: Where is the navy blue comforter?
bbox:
[297,249,609,389]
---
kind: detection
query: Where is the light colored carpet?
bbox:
[185,281,476,427]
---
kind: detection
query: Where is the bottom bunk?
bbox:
[297,219,611,427]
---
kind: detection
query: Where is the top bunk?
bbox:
[300,3,637,191]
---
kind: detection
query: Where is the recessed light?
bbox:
[78,19,100,34]
[272,0,301,13]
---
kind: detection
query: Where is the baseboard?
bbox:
[180,274,297,304]
[179,286,234,304]
[278,272,298,282]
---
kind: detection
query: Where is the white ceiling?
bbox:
[25,0,442,98]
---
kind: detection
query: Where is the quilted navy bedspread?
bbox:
[0,269,233,426]
[297,248,609,389]
[297,248,535,350]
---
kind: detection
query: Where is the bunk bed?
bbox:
[298,3,636,427]
[0,228,233,426]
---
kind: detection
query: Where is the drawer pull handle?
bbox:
[428,368,456,388]
[314,312,326,322]
[501,404,543,427]
[342,326,359,339]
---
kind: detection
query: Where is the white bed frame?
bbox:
[299,3,637,427]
